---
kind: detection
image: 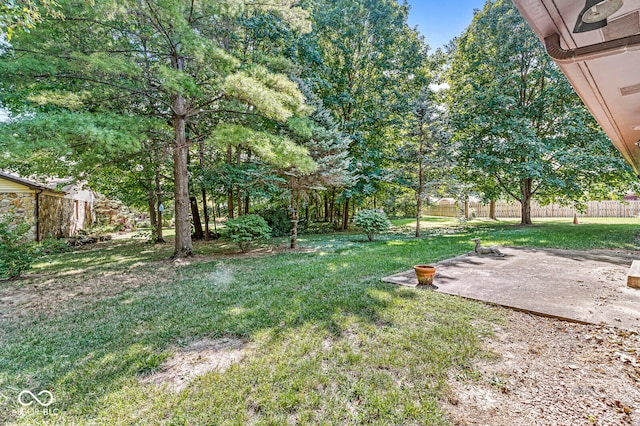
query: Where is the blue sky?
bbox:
[405,0,487,49]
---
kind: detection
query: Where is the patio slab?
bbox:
[382,247,640,330]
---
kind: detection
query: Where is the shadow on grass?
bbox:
[0,232,484,423]
[2,220,638,423]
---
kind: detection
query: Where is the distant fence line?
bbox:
[423,200,640,218]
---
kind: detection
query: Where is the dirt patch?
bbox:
[444,310,640,425]
[142,338,252,391]
[0,262,177,320]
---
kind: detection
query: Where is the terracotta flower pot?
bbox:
[414,265,436,286]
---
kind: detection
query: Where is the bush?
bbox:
[224,215,272,252]
[0,215,36,279]
[303,221,335,235]
[255,207,291,237]
[38,237,70,256]
[136,220,151,229]
[353,209,392,241]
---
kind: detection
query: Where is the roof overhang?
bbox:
[511,0,640,176]
[0,171,66,194]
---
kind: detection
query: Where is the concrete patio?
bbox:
[382,247,640,331]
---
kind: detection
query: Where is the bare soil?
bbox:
[0,261,178,320]
[141,337,253,391]
[445,310,640,425]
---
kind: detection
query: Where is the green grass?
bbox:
[0,218,638,424]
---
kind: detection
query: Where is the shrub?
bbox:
[0,215,36,279]
[303,221,335,235]
[353,209,392,241]
[255,207,291,237]
[224,215,272,252]
[136,220,151,229]
[38,237,70,256]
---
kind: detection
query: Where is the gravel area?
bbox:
[445,310,640,425]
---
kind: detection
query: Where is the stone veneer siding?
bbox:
[0,192,37,240]
[38,193,76,240]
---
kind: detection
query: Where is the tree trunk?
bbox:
[520,198,532,225]
[330,192,335,225]
[202,187,209,241]
[147,188,157,233]
[237,145,242,217]
[244,150,250,215]
[520,178,533,225]
[155,170,164,243]
[211,189,218,236]
[227,145,234,219]
[190,196,203,240]
[489,199,496,220]
[464,197,469,219]
[290,195,298,249]
[416,156,423,238]
[324,194,329,222]
[171,92,192,258]
[199,139,209,241]
[342,198,350,230]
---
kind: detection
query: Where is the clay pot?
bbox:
[414,265,436,286]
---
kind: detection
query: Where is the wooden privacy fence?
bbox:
[423,200,640,218]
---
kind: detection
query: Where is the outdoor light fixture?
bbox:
[574,0,624,33]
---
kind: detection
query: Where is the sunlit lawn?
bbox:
[0,217,638,424]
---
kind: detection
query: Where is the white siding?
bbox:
[0,178,34,193]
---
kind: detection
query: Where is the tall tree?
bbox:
[447,0,635,225]
[309,0,428,229]
[397,88,452,237]
[0,0,311,257]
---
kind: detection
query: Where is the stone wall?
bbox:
[0,192,37,240]
[94,194,133,227]
[38,193,75,240]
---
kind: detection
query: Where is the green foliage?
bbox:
[309,0,430,200]
[447,0,636,225]
[209,124,317,174]
[303,221,334,234]
[0,215,36,279]
[0,0,63,41]
[353,209,392,241]
[37,236,70,256]
[255,207,291,237]
[224,214,272,252]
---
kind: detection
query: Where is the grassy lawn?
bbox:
[0,218,638,424]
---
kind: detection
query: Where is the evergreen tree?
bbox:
[0,0,312,257]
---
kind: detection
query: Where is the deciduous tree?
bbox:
[447,0,634,225]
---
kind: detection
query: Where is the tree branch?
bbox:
[494,172,520,201]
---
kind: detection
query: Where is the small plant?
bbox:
[224,214,272,252]
[38,236,70,256]
[353,209,392,241]
[0,215,37,279]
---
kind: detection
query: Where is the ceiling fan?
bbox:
[573,0,624,33]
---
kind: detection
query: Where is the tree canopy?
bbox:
[446,0,636,225]
[0,0,636,254]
